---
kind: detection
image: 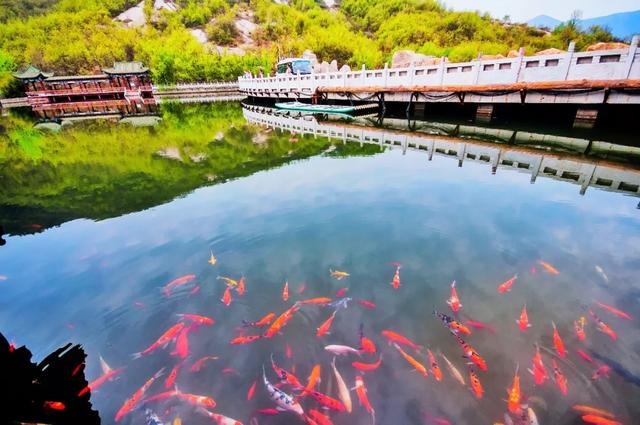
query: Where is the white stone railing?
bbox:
[239,37,640,94]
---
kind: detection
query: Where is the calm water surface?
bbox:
[1,104,639,425]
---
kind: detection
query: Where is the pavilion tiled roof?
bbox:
[13,65,54,80]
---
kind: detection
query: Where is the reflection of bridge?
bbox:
[242,105,640,197]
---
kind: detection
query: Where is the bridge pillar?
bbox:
[475,104,494,123]
[573,108,599,129]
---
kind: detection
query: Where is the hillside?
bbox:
[0,0,620,95]
[528,9,640,40]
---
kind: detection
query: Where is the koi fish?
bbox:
[497,274,518,294]
[468,367,483,399]
[230,335,262,345]
[588,309,617,340]
[516,304,531,332]
[594,301,632,321]
[335,287,349,298]
[78,367,124,397]
[530,345,548,385]
[507,365,521,413]
[325,344,361,356]
[133,323,186,359]
[572,405,616,419]
[306,389,346,412]
[171,324,195,359]
[244,312,275,328]
[115,367,164,422]
[537,260,560,275]
[391,266,401,289]
[237,276,245,296]
[440,352,465,386]
[360,337,376,354]
[247,380,257,400]
[551,359,568,396]
[328,297,351,309]
[222,286,232,306]
[357,299,377,309]
[222,368,240,376]
[263,304,299,338]
[453,333,487,371]
[394,343,428,377]
[262,366,304,415]
[352,355,383,372]
[255,408,280,415]
[44,401,65,410]
[551,322,567,358]
[282,281,289,301]
[197,408,243,425]
[594,266,609,283]
[433,310,471,335]
[577,349,594,364]
[163,274,196,296]
[307,409,333,425]
[446,281,462,312]
[427,349,442,381]
[285,343,292,358]
[317,310,337,337]
[330,269,350,280]
[581,415,622,425]
[381,330,421,351]
[165,362,183,389]
[218,276,238,287]
[574,316,587,341]
[592,364,611,381]
[145,389,217,409]
[331,357,352,413]
[297,283,306,294]
[299,297,332,305]
[464,320,496,334]
[177,313,214,326]
[303,364,321,394]
[270,354,302,387]
[190,285,201,296]
[190,356,219,373]
[208,251,217,266]
[354,375,375,424]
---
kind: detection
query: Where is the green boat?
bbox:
[275,101,355,114]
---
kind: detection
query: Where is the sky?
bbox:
[442,0,639,22]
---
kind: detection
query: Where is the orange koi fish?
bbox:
[271,354,302,387]
[282,281,289,301]
[537,260,560,275]
[197,408,242,425]
[588,309,618,341]
[230,334,262,345]
[354,375,375,423]
[308,409,334,425]
[115,367,164,422]
[247,380,257,400]
[497,274,518,294]
[357,299,377,309]
[381,330,421,351]
[44,401,65,410]
[316,311,337,337]
[447,281,462,312]
[190,356,219,373]
[507,365,520,413]
[171,324,195,359]
[163,274,196,296]
[391,266,401,289]
[427,349,442,381]
[572,405,616,419]
[360,337,376,354]
[552,322,567,358]
[433,310,471,335]
[581,415,622,425]
[530,344,548,385]
[299,297,332,305]
[132,323,186,359]
[146,390,217,409]
[594,301,632,321]
[303,364,321,393]
[165,362,183,389]
[237,276,245,296]
[78,367,124,397]
[453,333,487,371]
[574,316,587,341]
[552,359,568,396]
[243,312,275,328]
[330,269,350,280]
[221,286,232,306]
[306,389,345,412]
[468,367,483,399]
[577,349,594,364]
[352,355,383,372]
[176,313,214,326]
[516,304,531,332]
[394,343,428,377]
[263,304,299,338]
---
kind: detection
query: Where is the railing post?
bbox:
[515,47,525,82]
[563,41,576,80]
[473,54,482,84]
[623,35,638,78]
[438,56,446,86]
[409,61,415,85]
[384,62,389,88]
[361,64,366,85]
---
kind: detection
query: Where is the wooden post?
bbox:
[384,62,389,87]
[438,57,446,85]
[623,35,638,78]
[563,41,576,80]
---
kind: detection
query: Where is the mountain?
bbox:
[528,10,640,40]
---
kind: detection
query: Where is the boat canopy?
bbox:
[276,58,312,75]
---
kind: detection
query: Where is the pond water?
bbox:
[1,103,639,425]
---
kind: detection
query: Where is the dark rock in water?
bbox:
[0,332,100,424]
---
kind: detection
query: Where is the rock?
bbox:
[479,54,505,60]
[190,29,207,45]
[302,50,318,64]
[339,64,351,73]
[534,48,565,56]
[585,42,629,51]
[206,174,217,181]
[252,131,268,145]
[155,147,182,161]
[215,132,224,141]
[189,153,207,163]
[391,50,437,68]
[329,60,338,72]
[507,50,519,58]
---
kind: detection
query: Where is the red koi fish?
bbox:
[263,304,299,338]
[352,355,383,372]
[317,311,337,337]
[230,335,262,345]
[391,265,401,289]
[297,283,306,294]
[594,301,632,321]
[306,389,345,412]
[335,287,349,298]
[360,337,376,354]
[357,299,377,309]
[516,304,532,332]
[190,356,218,373]
[163,274,196,296]
[299,297,332,305]
[497,274,518,294]
[507,365,521,413]
[572,405,616,419]
[78,367,124,397]
[394,343,428,377]
[530,344,548,385]
[447,281,462,312]
[537,260,560,275]
[44,401,65,410]
[453,333,487,371]
[285,343,292,358]
[132,322,186,359]
[468,367,483,399]
[577,349,594,364]
[221,286,232,306]
[177,313,214,326]
[190,285,201,296]
[255,408,280,415]
[171,324,195,359]
[165,362,183,389]
[381,330,421,351]
[464,320,496,334]
[282,281,289,301]
[115,367,164,422]
[574,316,587,341]
[247,380,257,400]
[236,276,245,296]
[354,375,375,423]
[552,359,568,396]
[552,322,567,358]
[592,364,611,381]
[588,309,618,341]
[308,409,334,425]
[581,415,622,425]
[271,354,302,387]
[428,349,442,381]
